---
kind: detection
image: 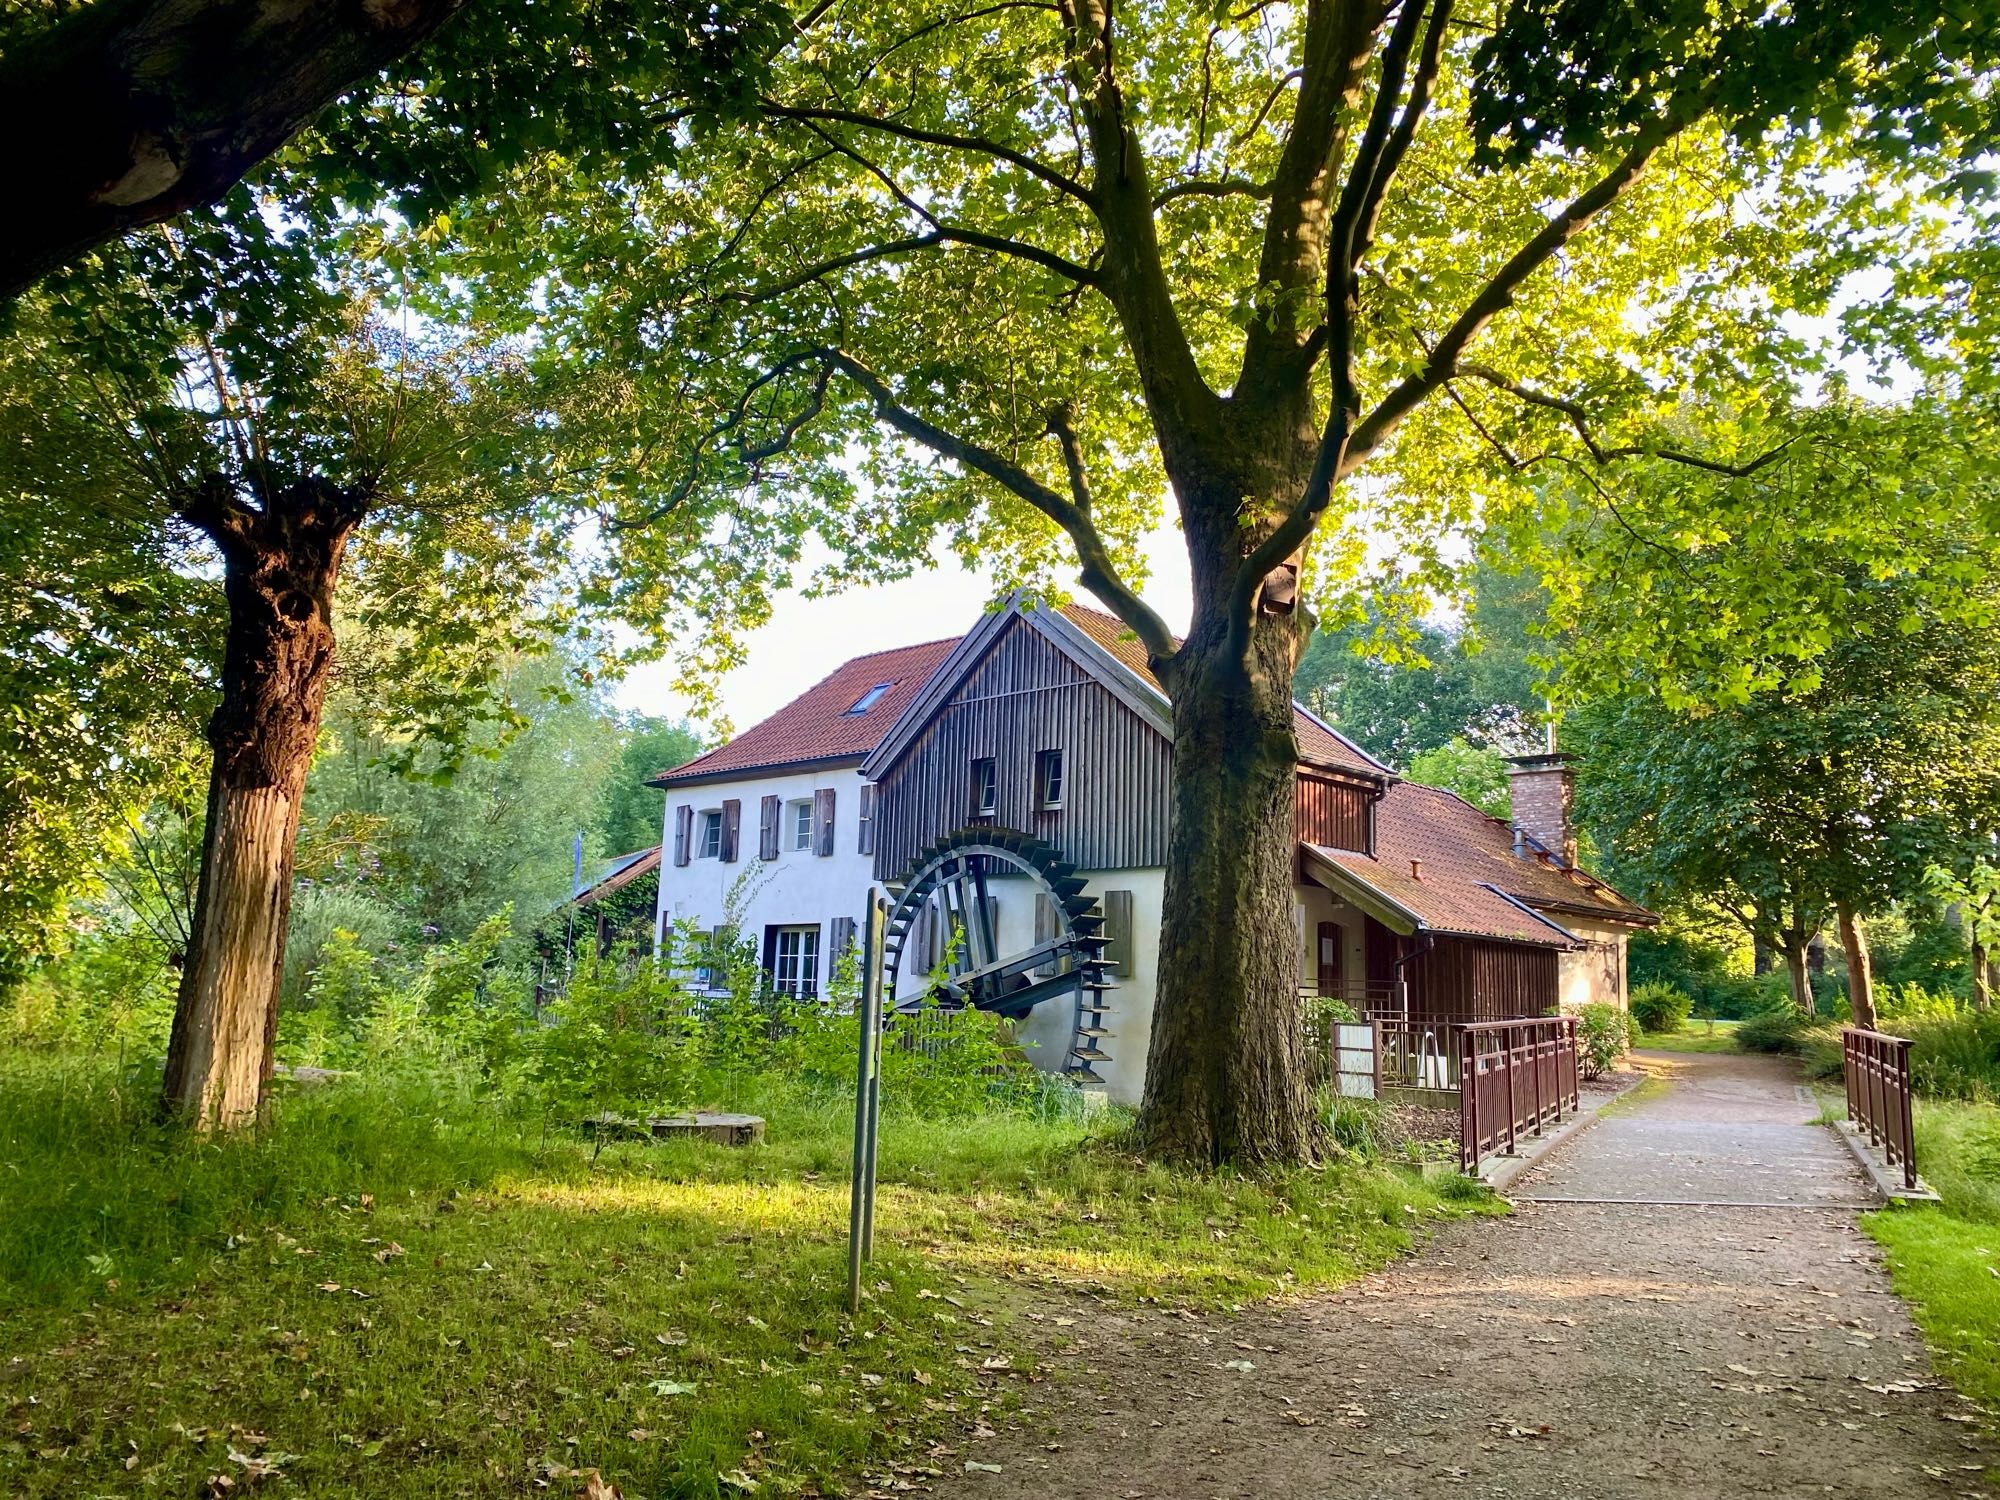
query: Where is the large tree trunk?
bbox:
[160,478,365,1129]
[1837,902,1876,1031]
[1138,606,1319,1168]
[1973,937,1992,1011]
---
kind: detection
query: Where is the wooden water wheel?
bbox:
[883,828,1114,1081]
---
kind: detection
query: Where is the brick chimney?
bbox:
[1506,751,1577,867]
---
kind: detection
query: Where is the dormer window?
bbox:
[970,757,997,816]
[845,682,892,715]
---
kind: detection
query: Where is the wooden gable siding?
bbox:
[1361,922,1557,1022]
[1404,936,1558,1023]
[873,619,1173,880]
[1296,772,1371,853]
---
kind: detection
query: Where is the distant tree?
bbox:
[1576,560,2000,1024]
[598,718,706,857]
[1294,556,1547,765]
[1403,740,1511,819]
[304,649,626,945]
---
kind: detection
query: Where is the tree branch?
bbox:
[723,226,1098,304]
[1454,364,1800,478]
[758,102,1096,207]
[1057,0,1223,458]
[1151,176,1273,209]
[1234,113,1688,619]
[825,349,1178,663]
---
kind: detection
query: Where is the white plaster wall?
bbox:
[1556,914,1632,1014]
[1292,884,1370,1005]
[653,765,875,986]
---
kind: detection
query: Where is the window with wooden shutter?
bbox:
[719,799,741,862]
[672,804,694,867]
[813,786,836,856]
[831,915,857,963]
[759,795,780,861]
[857,783,876,856]
[1101,889,1135,977]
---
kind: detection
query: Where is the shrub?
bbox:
[1575,1003,1629,1080]
[1736,1006,1808,1053]
[1630,981,1693,1035]
[1904,1009,2000,1103]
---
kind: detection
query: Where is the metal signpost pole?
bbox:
[847,892,889,1312]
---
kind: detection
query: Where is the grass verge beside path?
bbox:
[1863,1098,2000,1416]
[1633,1019,1742,1055]
[0,1052,1492,1499]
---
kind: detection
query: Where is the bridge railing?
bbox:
[1842,1028,1918,1192]
[1459,1017,1580,1175]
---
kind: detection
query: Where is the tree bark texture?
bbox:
[1782,935,1814,1016]
[1837,902,1876,1031]
[1138,595,1319,1168]
[1973,939,1992,1012]
[160,478,365,1129]
[0,0,470,298]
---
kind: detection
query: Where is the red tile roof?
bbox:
[1313,780,1652,944]
[1053,602,1387,779]
[650,636,961,786]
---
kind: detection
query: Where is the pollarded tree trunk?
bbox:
[1837,902,1876,1031]
[1139,596,1319,1168]
[160,477,368,1129]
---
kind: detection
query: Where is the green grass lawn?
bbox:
[1862,1098,2000,1415]
[1632,1019,1742,1054]
[0,1052,1492,1499]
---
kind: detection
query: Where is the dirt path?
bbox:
[926,1051,1993,1500]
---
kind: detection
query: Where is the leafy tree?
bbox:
[2,213,615,1128]
[304,647,627,946]
[1294,555,1547,764]
[445,0,1995,1162]
[1403,740,1510,819]
[598,717,706,856]
[1576,554,2000,1024]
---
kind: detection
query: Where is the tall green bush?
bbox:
[1630,981,1693,1035]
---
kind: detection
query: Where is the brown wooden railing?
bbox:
[1843,1028,1918,1191]
[1459,1017,1580,1174]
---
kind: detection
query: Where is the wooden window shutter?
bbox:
[758,795,780,861]
[719,799,741,863]
[857,783,876,856]
[672,804,694,867]
[1102,889,1135,976]
[831,915,857,962]
[813,786,836,856]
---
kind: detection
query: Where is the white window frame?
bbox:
[699,810,724,859]
[791,799,815,851]
[772,925,820,998]
[971,756,997,816]
[1037,748,1064,809]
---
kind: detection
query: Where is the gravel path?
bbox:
[925,1051,1994,1500]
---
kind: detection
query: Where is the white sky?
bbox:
[613,519,1197,734]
